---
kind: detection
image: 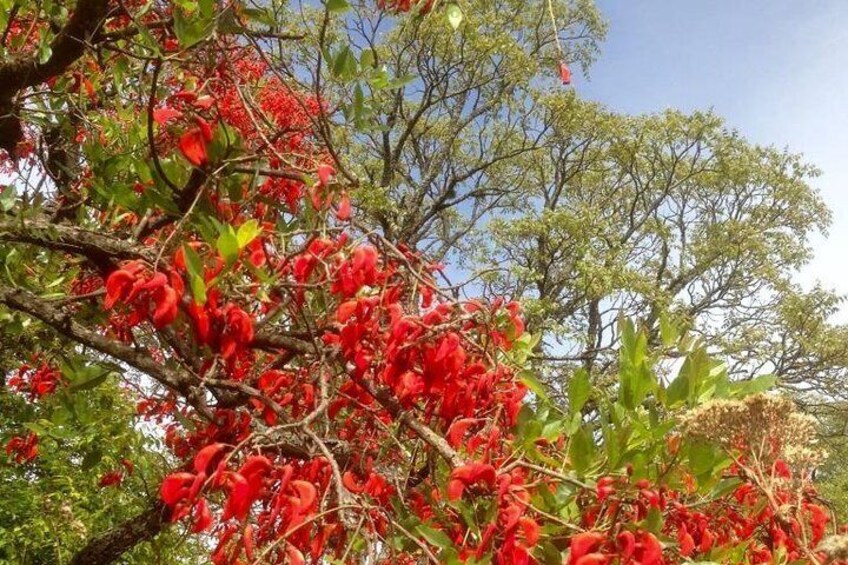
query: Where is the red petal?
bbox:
[335,192,351,220]
[140,271,167,290]
[238,455,273,479]
[336,300,358,324]
[343,471,365,494]
[559,61,572,85]
[191,498,213,533]
[193,443,229,474]
[447,418,477,448]
[291,480,317,510]
[104,270,135,309]
[160,472,195,505]
[152,107,183,125]
[243,524,255,560]
[196,117,214,142]
[179,129,208,166]
[447,478,465,501]
[152,286,179,328]
[286,545,305,565]
[637,532,663,565]
[223,472,251,520]
[616,530,635,557]
[317,164,334,185]
[569,532,606,561]
[450,462,496,488]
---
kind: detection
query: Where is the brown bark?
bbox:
[0,0,110,155]
[69,500,171,565]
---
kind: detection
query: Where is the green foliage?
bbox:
[0,372,199,563]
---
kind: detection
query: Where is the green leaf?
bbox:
[568,425,595,475]
[327,0,351,13]
[236,219,261,248]
[415,524,453,550]
[446,4,463,30]
[360,49,376,70]
[331,46,357,80]
[665,371,690,408]
[0,185,15,212]
[198,0,215,17]
[568,369,591,415]
[173,7,216,48]
[182,245,203,278]
[23,422,50,437]
[190,274,207,305]
[519,370,549,402]
[69,368,111,392]
[659,314,678,347]
[731,374,777,397]
[216,227,240,266]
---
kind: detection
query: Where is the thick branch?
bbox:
[0,285,207,416]
[0,219,155,264]
[0,0,111,154]
[354,376,463,467]
[69,500,171,565]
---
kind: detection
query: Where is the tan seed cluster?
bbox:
[818,534,848,561]
[679,394,826,468]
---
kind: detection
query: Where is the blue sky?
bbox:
[577,0,848,317]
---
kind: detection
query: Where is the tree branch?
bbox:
[0,285,211,419]
[0,219,156,264]
[0,0,111,155]
[69,500,171,565]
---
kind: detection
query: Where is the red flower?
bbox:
[678,524,695,556]
[446,418,477,448]
[152,106,183,125]
[98,471,124,488]
[105,268,138,309]
[568,532,606,565]
[151,285,179,328]
[447,462,497,500]
[191,498,213,533]
[179,127,211,166]
[5,433,38,464]
[560,61,572,85]
[317,164,334,185]
[634,531,663,565]
[193,443,229,474]
[335,191,351,220]
[161,472,196,506]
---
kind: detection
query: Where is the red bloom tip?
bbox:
[335,191,351,221]
[152,106,183,125]
[193,443,229,475]
[317,164,334,185]
[560,61,572,85]
[568,531,606,564]
[160,472,196,506]
[179,128,209,167]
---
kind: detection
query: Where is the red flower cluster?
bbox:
[376,0,435,14]
[7,360,63,400]
[105,261,182,329]
[5,432,38,464]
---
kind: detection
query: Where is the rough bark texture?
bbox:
[0,0,110,155]
[68,500,171,565]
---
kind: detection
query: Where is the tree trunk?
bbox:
[69,500,171,565]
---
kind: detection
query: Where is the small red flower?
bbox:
[179,128,209,166]
[560,61,572,85]
[152,106,183,125]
